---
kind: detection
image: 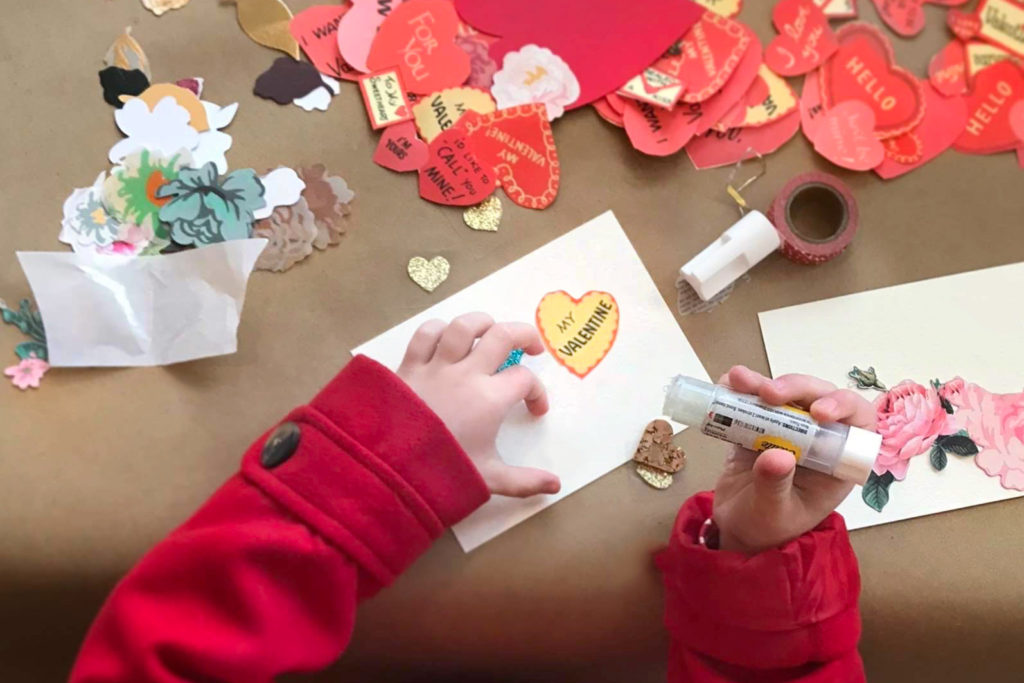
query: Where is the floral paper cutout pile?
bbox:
[1,299,49,390]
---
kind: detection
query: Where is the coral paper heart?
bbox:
[457,104,560,209]
[765,0,838,77]
[623,99,697,156]
[418,127,496,205]
[1011,99,1024,143]
[661,11,752,103]
[453,0,703,109]
[947,8,981,42]
[871,0,926,38]
[820,22,926,138]
[536,290,619,378]
[686,110,801,169]
[812,100,886,170]
[954,60,1024,153]
[875,83,967,178]
[373,120,429,172]
[290,5,359,81]
[929,40,968,96]
[367,0,470,94]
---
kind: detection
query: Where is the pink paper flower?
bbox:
[940,379,1024,490]
[491,44,580,121]
[873,381,948,480]
[4,357,49,390]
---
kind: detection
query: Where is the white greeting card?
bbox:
[759,262,1024,530]
[354,211,708,551]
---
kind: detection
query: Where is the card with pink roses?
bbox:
[759,262,1024,530]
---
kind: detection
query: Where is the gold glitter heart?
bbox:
[407,256,450,293]
[633,419,686,473]
[463,195,502,232]
[636,463,673,490]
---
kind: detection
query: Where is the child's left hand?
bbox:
[396,312,561,498]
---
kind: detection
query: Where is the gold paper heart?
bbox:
[408,256,450,292]
[636,464,673,489]
[463,195,502,232]
[141,0,191,17]
[536,290,619,378]
[633,419,686,473]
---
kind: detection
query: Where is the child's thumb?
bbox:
[482,461,562,498]
[751,448,797,501]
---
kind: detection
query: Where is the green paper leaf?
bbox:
[930,443,947,471]
[862,471,895,512]
[15,341,48,362]
[937,434,979,457]
[2,299,46,343]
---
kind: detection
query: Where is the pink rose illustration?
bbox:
[940,380,1024,491]
[455,34,498,90]
[491,44,581,120]
[873,381,949,480]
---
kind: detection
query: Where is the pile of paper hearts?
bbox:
[77,29,356,273]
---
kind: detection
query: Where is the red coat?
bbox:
[69,357,864,682]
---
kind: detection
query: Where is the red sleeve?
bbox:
[657,492,864,683]
[69,356,489,683]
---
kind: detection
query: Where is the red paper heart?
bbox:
[765,0,838,77]
[947,8,981,42]
[686,110,801,169]
[606,92,627,114]
[418,127,496,205]
[1011,99,1024,142]
[291,5,360,81]
[875,84,968,178]
[337,0,408,74]
[929,40,968,96]
[800,66,828,140]
[454,0,703,109]
[366,0,469,94]
[812,100,886,170]
[691,35,763,134]
[954,60,1024,154]
[654,11,752,103]
[457,104,560,209]
[820,23,926,138]
[373,120,429,172]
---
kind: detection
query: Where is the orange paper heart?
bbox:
[536,290,619,378]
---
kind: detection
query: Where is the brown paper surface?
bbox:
[2,2,1024,681]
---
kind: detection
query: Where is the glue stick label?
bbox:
[700,389,817,460]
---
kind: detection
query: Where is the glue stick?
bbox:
[663,376,880,484]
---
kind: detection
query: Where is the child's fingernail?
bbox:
[815,398,837,415]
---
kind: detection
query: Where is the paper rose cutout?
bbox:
[252,198,318,272]
[5,357,49,390]
[456,34,498,90]
[109,96,200,164]
[296,164,355,248]
[103,149,191,247]
[60,172,121,250]
[156,162,266,246]
[491,45,580,121]
[940,378,1024,491]
[873,381,948,480]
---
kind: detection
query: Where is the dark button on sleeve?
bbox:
[261,422,301,469]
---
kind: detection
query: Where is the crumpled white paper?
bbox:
[17,239,267,367]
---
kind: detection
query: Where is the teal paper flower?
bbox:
[156,162,265,245]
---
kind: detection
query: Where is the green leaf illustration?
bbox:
[936,434,979,457]
[15,341,48,362]
[939,396,954,414]
[930,443,947,471]
[862,471,895,512]
[2,299,46,343]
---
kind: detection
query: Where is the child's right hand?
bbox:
[711,366,877,555]
[396,313,561,498]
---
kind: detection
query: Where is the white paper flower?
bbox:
[254,167,306,220]
[294,76,341,112]
[59,172,122,251]
[191,101,238,174]
[109,97,200,164]
[491,45,580,121]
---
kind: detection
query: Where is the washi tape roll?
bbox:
[767,172,859,265]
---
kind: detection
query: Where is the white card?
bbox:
[759,262,1024,530]
[354,211,708,551]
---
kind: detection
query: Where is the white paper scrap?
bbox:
[18,239,267,367]
[354,211,708,552]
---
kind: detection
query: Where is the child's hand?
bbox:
[711,366,876,555]
[397,313,561,498]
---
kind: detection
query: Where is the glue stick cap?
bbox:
[678,211,782,301]
[835,427,882,485]
[663,375,715,427]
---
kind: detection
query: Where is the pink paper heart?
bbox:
[373,120,429,172]
[812,100,886,170]
[875,83,967,179]
[337,0,408,73]
[1011,100,1024,145]
[686,110,801,169]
